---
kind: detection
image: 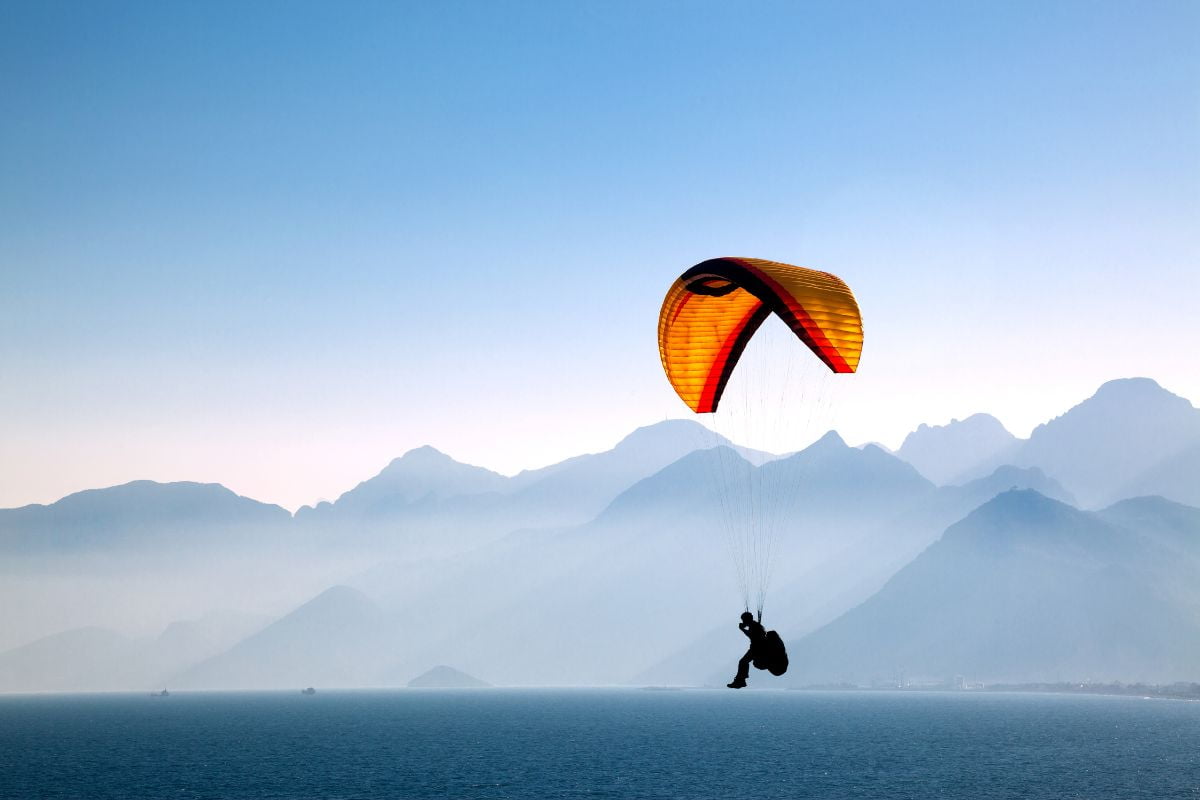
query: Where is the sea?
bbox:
[0,689,1197,799]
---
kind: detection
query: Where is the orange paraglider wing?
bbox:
[658,257,863,413]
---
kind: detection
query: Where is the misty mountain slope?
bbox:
[1114,444,1200,509]
[502,420,772,522]
[0,608,271,693]
[152,611,272,671]
[599,435,954,606]
[350,551,503,624]
[630,622,745,687]
[1010,378,1200,507]
[507,419,719,487]
[338,448,755,685]
[359,524,621,684]
[295,487,546,562]
[1095,497,1200,637]
[784,490,1200,685]
[0,628,138,692]
[761,433,936,521]
[372,450,742,686]
[1098,496,1200,565]
[421,547,726,685]
[897,414,1019,485]
[0,481,377,659]
[0,481,291,554]
[340,437,692,621]
[596,445,753,522]
[944,465,1075,508]
[290,448,513,556]
[174,586,398,689]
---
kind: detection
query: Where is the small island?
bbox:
[407,665,490,689]
[301,687,316,695]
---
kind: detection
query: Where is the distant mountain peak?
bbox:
[1073,376,1197,419]
[325,445,508,514]
[926,412,1006,434]
[1102,494,1196,515]
[789,430,848,460]
[407,664,490,688]
[1020,377,1200,507]
[985,486,1057,508]
[1036,378,1191,432]
[897,414,1018,486]
[961,487,1078,530]
[1093,376,1168,397]
[814,429,847,448]
[57,480,243,506]
[781,429,910,472]
[612,419,715,450]
[389,445,455,466]
[0,480,291,548]
[377,446,498,480]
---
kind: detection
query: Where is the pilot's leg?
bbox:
[727,649,752,688]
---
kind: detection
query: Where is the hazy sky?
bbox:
[2,1,1197,511]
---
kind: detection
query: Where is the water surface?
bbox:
[1,689,1196,799]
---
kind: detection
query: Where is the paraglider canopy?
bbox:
[658,257,863,413]
[656,256,864,617]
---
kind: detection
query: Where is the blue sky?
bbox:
[2,1,1197,510]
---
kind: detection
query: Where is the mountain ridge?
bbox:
[783,489,1200,685]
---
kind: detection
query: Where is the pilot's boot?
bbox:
[726,678,747,689]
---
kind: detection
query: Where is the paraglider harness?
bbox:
[746,611,789,677]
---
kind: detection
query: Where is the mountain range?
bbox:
[902,378,1200,508]
[0,376,1197,691]
[784,491,1200,685]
